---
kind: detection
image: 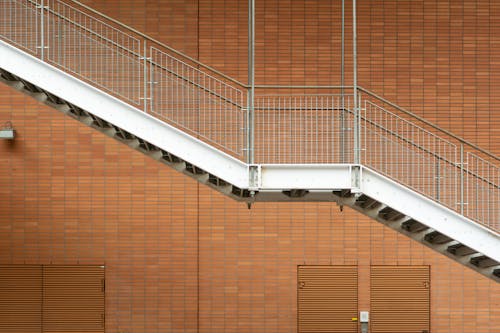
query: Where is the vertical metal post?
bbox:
[460,144,464,214]
[340,0,345,163]
[435,160,440,201]
[341,0,345,90]
[143,41,148,113]
[247,0,255,164]
[39,0,45,60]
[352,0,359,164]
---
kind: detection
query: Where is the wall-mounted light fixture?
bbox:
[0,121,15,140]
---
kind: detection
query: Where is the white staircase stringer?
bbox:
[360,166,500,264]
[0,40,249,190]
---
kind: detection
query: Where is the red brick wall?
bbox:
[1,0,499,332]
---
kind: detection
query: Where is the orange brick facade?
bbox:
[0,1,499,332]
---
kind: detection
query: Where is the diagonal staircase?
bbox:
[0,0,499,282]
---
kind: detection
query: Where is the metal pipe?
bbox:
[254,85,350,89]
[340,0,345,163]
[353,0,359,164]
[247,0,255,164]
[39,0,45,60]
[460,144,464,214]
[341,0,345,90]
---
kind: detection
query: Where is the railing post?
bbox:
[435,159,440,201]
[352,0,360,165]
[247,0,255,164]
[340,0,345,163]
[39,0,45,60]
[460,144,464,215]
[143,41,148,113]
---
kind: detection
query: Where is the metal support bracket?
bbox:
[249,164,260,190]
[351,164,362,193]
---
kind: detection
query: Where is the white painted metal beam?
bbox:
[360,166,500,262]
[257,164,355,190]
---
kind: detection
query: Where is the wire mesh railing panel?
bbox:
[44,0,142,105]
[361,100,459,210]
[0,0,39,54]
[254,95,354,164]
[149,47,247,158]
[465,153,500,231]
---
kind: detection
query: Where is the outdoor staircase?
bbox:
[0,0,499,282]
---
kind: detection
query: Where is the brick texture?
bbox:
[0,0,499,332]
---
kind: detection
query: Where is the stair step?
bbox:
[401,219,429,233]
[208,174,229,187]
[378,207,405,221]
[19,78,43,94]
[447,243,477,256]
[66,104,87,118]
[232,187,252,198]
[470,255,499,268]
[0,68,18,81]
[332,189,352,198]
[90,113,113,129]
[283,189,309,198]
[355,194,381,209]
[43,90,66,105]
[185,163,206,175]
[112,125,135,141]
[424,231,453,244]
[137,139,157,152]
[160,150,182,164]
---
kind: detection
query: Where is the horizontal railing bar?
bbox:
[43,2,142,58]
[255,85,351,89]
[254,107,344,111]
[358,87,500,163]
[365,100,456,148]
[149,60,245,109]
[67,0,247,89]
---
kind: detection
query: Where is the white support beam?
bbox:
[258,164,355,190]
[361,166,500,262]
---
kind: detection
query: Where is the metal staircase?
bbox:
[1,0,499,282]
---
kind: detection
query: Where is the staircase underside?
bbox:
[1,40,499,282]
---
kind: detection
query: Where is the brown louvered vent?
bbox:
[298,265,358,333]
[0,266,42,333]
[0,265,104,333]
[370,266,430,333]
[43,266,105,333]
